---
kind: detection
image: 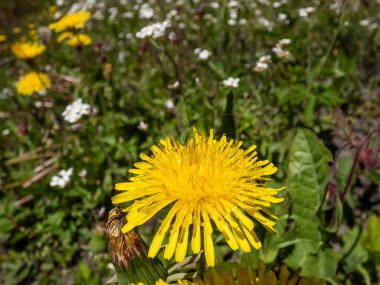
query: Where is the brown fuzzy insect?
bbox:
[105,207,147,270]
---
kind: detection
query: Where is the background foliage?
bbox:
[0,0,379,284]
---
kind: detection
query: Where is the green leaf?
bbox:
[217,91,236,139]
[367,171,380,185]
[361,215,380,264]
[342,226,368,273]
[275,84,307,105]
[337,156,353,191]
[284,242,316,269]
[283,128,332,247]
[300,248,339,284]
[304,94,317,126]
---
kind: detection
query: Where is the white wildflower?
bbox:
[222,77,240,88]
[168,32,176,41]
[138,121,149,131]
[139,3,154,19]
[62,98,91,124]
[298,7,315,18]
[78,169,87,178]
[359,19,370,27]
[255,55,272,72]
[228,1,239,8]
[278,38,291,45]
[210,2,219,9]
[194,48,211,60]
[168,81,180,89]
[258,17,273,31]
[50,167,73,188]
[108,7,118,21]
[136,21,170,39]
[165,99,175,110]
[229,9,238,19]
[273,46,290,58]
[239,19,247,25]
[227,19,236,26]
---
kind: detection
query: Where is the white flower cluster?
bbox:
[227,2,239,26]
[62,98,91,123]
[258,17,274,31]
[139,3,154,19]
[194,48,211,60]
[136,21,170,39]
[255,55,272,73]
[277,13,289,25]
[50,168,73,188]
[222,77,240,88]
[298,7,315,18]
[273,38,291,59]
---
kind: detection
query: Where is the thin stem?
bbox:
[340,129,378,201]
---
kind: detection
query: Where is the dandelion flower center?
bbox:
[113,130,284,267]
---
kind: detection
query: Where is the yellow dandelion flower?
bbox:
[11,41,46,60]
[113,130,284,267]
[28,23,36,30]
[17,72,51,96]
[49,11,91,32]
[28,30,39,41]
[13,27,21,34]
[57,32,74,43]
[0,34,7,42]
[65,33,92,46]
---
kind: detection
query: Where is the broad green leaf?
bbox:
[300,249,339,284]
[283,128,332,247]
[284,242,316,269]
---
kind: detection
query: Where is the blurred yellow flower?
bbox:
[28,30,39,41]
[57,32,74,43]
[57,32,92,46]
[0,34,7,42]
[49,11,91,32]
[13,27,21,34]
[11,41,46,60]
[17,72,51,96]
[113,130,284,267]
[66,33,92,46]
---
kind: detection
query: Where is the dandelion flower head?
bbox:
[58,32,92,46]
[113,130,284,266]
[49,11,91,32]
[11,41,46,60]
[66,33,92,46]
[17,72,51,96]
[0,34,7,42]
